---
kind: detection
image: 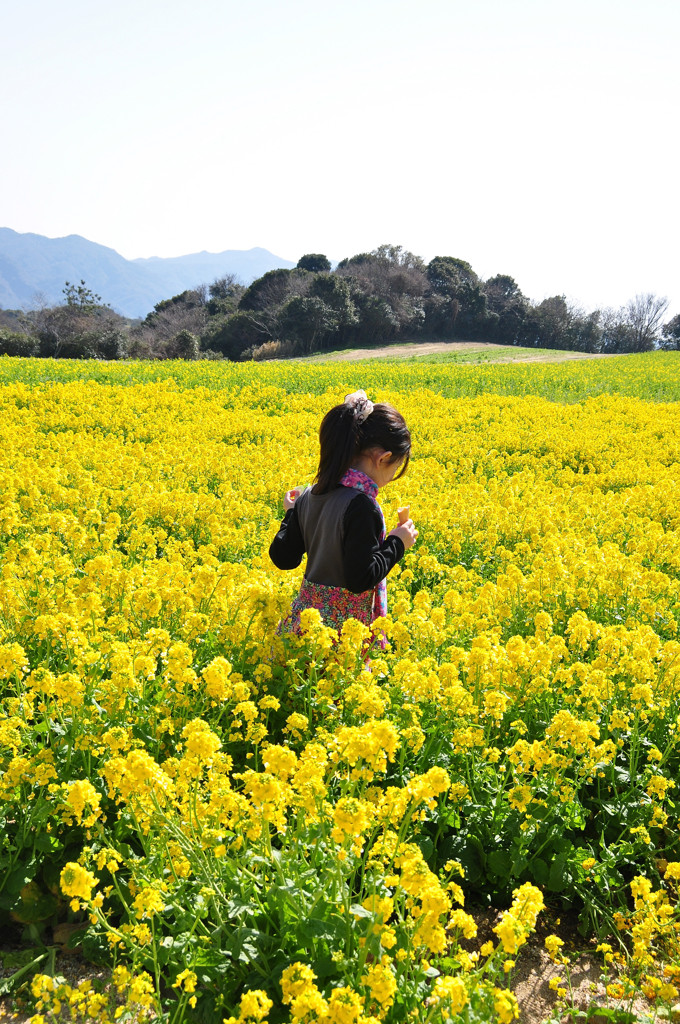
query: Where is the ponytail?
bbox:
[312,398,411,494]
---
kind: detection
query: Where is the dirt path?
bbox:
[312,341,610,363]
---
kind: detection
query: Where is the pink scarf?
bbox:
[340,468,388,621]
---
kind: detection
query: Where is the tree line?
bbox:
[1,247,678,360]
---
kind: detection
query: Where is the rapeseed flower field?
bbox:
[1,353,680,1023]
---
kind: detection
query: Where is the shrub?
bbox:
[171,330,200,360]
[0,330,38,357]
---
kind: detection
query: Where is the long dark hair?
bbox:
[312,399,411,494]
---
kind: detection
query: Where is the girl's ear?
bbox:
[378,450,393,465]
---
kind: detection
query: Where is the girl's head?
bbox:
[312,392,411,494]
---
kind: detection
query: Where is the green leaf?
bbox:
[439,833,486,885]
[33,833,60,853]
[349,903,373,919]
[417,836,434,860]
[10,881,58,923]
[225,898,258,920]
[487,849,513,880]
[530,858,550,886]
[0,865,35,908]
[548,853,568,892]
[300,916,344,943]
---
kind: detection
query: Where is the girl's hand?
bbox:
[389,519,418,550]
[283,488,300,511]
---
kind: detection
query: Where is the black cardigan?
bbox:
[269,489,404,594]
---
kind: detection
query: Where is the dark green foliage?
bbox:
[661,313,680,350]
[62,280,107,312]
[483,275,529,345]
[523,295,573,349]
[38,322,127,360]
[427,256,487,337]
[308,274,358,336]
[296,253,331,273]
[349,294,400,344]
[172,329,200,360]
[278,296,339,353]
[143,287,206,326]
[203,311,273,360]
[426,255,477,294]
[0,330,38,357]
[335,246,428,343]
[206,275,245,317]
[423,292,460,338]
[239,269,301,312]
[599,309,636,354]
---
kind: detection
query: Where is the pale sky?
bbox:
[2,0,678,314]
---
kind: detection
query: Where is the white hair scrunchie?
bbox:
[344,389,374,424]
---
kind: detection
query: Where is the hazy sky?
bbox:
[2,0,678,313]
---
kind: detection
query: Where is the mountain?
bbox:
[0,228,296,318]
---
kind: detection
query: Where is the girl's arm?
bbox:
[269,503,306,569]
[342,494,405,594]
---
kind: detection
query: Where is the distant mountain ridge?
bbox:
[0,228,296,318]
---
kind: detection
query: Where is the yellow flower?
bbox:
[60,863,97,902]
[332,797,370,842]
[508,785,532,813]
[327,986,364,1024]
[182,719,222,760]
[361,959,396,1010]
[429,976,467,1013]
[494,988,519,1023]
[60,779,102,826]
[233,989,273,1021]
[545,934,565,962]
[173,969,197,993]
[132,887,165,920]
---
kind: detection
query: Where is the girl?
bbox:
[269,390,417,634]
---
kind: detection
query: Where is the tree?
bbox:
[239,269,306,312]
[0,329,38,357]
[572,309,603,353]
[144,288,206,322]
[335,245,428,341]
[624,293,669,352]
[208,274,242,301]
[483,275,529,345]
[278,296,339,354]
[297,254,331,273]
[660,313,680,350]
[371,245,426,272]
[206,274,245,316]
[427,256,477,294]
[423,292,460,337]
[599,308,635,354]
[63,280,107,312]
[426,257,486,337]
[29,281,128,359]
[202,310,274,360]
[350,294,400,344]
[523,295,574,350]
[308,274,358,340]
[140,288,208,341]
[172,329,200,360]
